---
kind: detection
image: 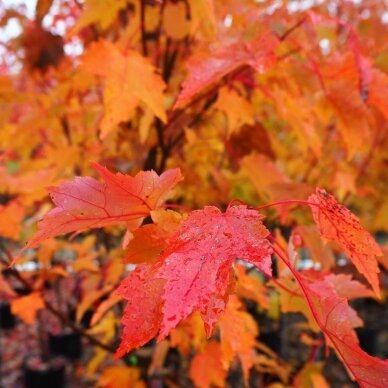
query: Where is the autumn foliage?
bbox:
[1,0,388,387]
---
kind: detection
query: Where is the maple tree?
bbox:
[0,0,388,387]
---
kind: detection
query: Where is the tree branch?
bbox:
[0,243,116,353]
[140,0,148,56]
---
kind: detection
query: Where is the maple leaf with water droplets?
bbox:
[116,205,272,356]
[156,205,272,338]
[23,163,182,251]
[308,188,382,296]
[115,264,165,358]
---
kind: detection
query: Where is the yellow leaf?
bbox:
[215,87,254,136]
[293,362,330,388]
[91,293,122,326]
[76,286,112,323]
[188,0,217,39]
[70,0,127,35]
[88,311,117,342]
[163,2,190,40]
[273,277,319,331]
[170,312,207,356]
[139,108,154,144]
[87,348,108,376]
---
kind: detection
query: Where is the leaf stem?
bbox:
[271,244,367,384]
[255,199,318,211]
[268,275,302,297]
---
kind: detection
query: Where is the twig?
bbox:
[278,17,306,42]
[140,0,148,56]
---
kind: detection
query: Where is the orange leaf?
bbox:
[241,153,289,199]
[327,81,371,158]
[295,225,335,270]
[124,224,166,264]
[82,40,166,137]
[0,201,24,240]
[98,365,145,388]
[11,292,45,324]
[235,264,269,310]
[124,209,182,263]
[189,341,226,388]
[218,295,258,383]
[170,312,207,356]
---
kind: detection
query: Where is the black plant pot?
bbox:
[14,286,31,296]
[24,355,66,388]
[49,331,83,360]
[356,327,378,355]
[0,302,15,329]
[259,331,281,352]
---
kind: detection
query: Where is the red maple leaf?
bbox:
[115,264,165,358]
[156,205,272,337]
[308,188,382,296]
[24,163,182,250]
[174,33,278,109]
[116,205,272,356]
